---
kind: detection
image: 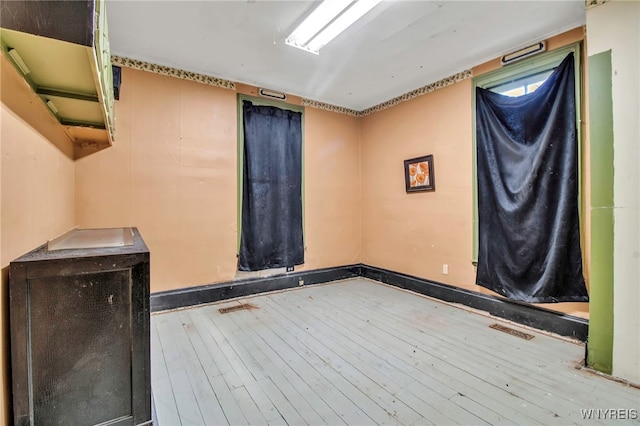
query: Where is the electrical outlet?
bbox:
[286,266,294,272]
[442,264,449,275]
[299,279,304,286]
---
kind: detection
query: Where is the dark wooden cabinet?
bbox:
[9,228,151,426]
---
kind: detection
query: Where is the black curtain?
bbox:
[239,101,304,271]
[475,53,588,303]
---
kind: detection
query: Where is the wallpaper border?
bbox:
[300,99,360,117]
[111,55,472,116]
[585,0,609,9]
[357,70,473,117]
[111,56,236,90]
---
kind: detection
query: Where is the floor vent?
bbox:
[219,303,258,314]
[489,323,535,340]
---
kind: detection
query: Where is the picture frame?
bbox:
[404,155,435,193]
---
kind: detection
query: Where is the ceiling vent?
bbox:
[501,42,546,66]
[259,88,287,101]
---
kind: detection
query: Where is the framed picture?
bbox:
[404,155,435,193]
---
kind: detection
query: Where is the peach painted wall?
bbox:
[75,68,238,293]
[0,106,75,263]
[0,75,76,423]
[301,107,361,270]
[75,68,361,292]
[361,80,477,288]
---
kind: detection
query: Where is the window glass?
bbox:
[490,69,554,97]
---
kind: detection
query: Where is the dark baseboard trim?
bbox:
[151,264,361,312]
[151,263,588,341]
[360,264,588,341]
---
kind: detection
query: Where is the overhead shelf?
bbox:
[0,0,116,159]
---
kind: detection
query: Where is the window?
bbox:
[490,69,554,97]
[236,94,305,274]
[471,42,582,264]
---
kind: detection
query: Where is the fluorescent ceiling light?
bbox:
[8,48,31,75]
[307,0,382,53]
[46,100,59,114]
[287,1,351,48]
[286,0,382,55]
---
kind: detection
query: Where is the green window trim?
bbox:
[586,50,614,374]
[236,94,305,252]
[471,42,583,264]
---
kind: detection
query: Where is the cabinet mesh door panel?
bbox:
[29,271,133,425]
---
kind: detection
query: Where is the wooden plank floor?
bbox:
[151,279,640,425]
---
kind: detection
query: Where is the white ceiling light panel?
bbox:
[286,0,382,55]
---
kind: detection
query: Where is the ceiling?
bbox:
[106,1,585,111]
